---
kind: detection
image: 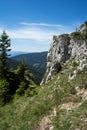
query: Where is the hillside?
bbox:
[0,22,87,130]
[7,58,44,84]
[11,51,47,84]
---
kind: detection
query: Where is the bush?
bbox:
[25,87,37,97]
[71,32,81,37]
[71,32,82,40]
[72,60,79,67]
[0,79,10,106]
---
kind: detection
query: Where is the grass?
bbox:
[53,100,87,130]
[0,62,87,130]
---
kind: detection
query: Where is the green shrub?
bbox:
[71,32,81,37]
[71,32,82,40]
[25,88,37,97]
[0,79,10,106]
[72,60,79,67]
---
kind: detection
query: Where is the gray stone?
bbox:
[41,22,87,84]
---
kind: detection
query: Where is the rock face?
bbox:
[41,22,87,84]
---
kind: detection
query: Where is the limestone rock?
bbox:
[41,22,87,84]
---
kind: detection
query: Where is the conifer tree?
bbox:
[16,59,28,81]
[15,59,35,96]
[0,31,11,105]
[0,31,11,79]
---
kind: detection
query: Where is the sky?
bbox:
[0,0,87,52]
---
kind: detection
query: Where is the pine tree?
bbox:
[0,31,11,79]
[0,31,11,105]
[15,59,35,97]
[16,58,28,81]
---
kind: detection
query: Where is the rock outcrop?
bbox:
[41,22,87,84]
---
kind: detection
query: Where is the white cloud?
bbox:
[19,22,64,28]
[6,28,53,41]
[0,22,76,52]
[0,22,74,42]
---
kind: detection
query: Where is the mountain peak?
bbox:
[41,21,87,84]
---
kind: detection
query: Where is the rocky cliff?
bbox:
[41,22,87,84]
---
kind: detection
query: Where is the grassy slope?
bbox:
[0,62,87,130]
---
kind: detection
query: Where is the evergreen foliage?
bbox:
[0,31,11,105]
[16,59,28,81]
[0,31,36,105]
[11,51,47,84]
[0,31,11,79]
[15,59,36,97]
[0,79,10,106]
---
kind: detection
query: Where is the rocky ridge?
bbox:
[41,22,87,84]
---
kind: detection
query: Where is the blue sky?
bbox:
[0,0,87,52]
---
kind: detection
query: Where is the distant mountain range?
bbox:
[9,51,48,84]
[9,51,27,57]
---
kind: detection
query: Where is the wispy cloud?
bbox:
[20,22,64,28]
[0,22,74,42]
[0,22,76,52]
